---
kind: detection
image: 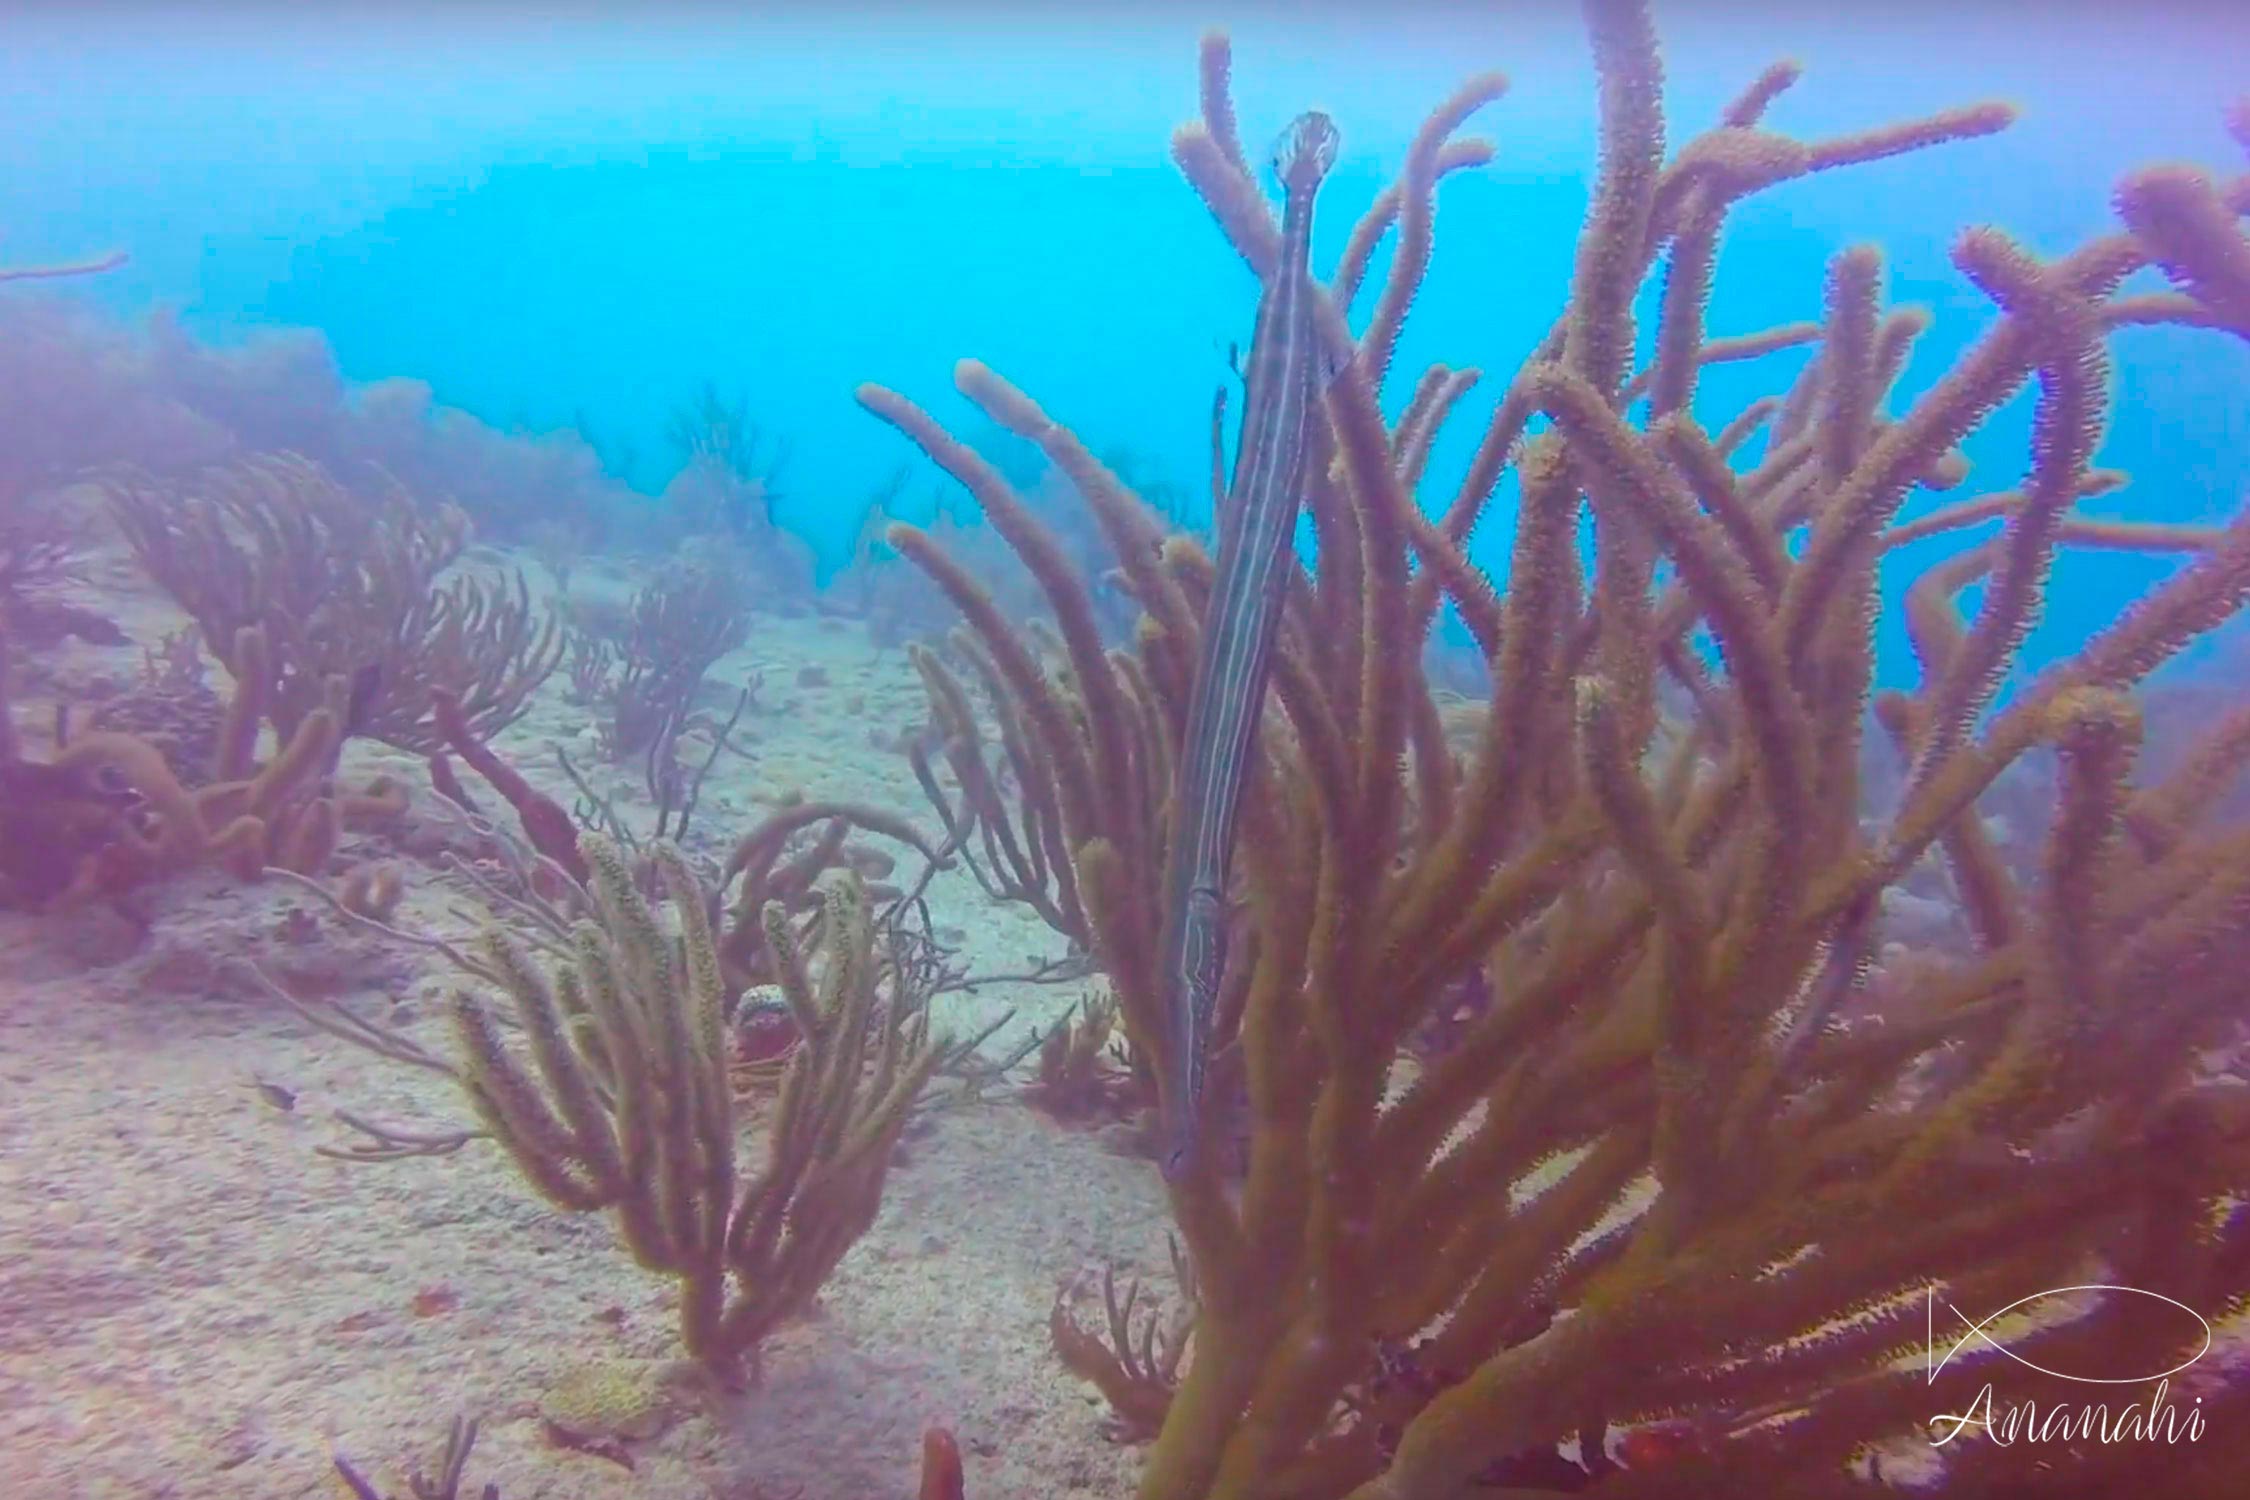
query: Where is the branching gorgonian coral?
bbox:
[859,4,2250,1494]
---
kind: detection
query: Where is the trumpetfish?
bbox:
[1159,110,1341,1180]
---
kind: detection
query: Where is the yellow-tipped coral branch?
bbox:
[447,835,952,1378]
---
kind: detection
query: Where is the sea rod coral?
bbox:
[107,452,562,755]
[282,832,956,1383]
[860,2,2250,1495]
[0,624,406,907]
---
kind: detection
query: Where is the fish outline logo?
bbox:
[1926,1283,2212,1387]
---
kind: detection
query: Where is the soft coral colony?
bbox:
[0,0,2245,1495]
[867,0,2250,1495]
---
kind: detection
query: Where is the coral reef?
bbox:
[908,637,1092,950]
[863,5,2250,1495]
[2,233,1029,1500]
[86,626,225,778]
[710,795,949,997]
[835,454,1139,654]
[9,11,2249,1499]
[0,492,122,651]
[424,683,592,883]
[664,387,790,536]
[414,691,952,1003]
[1023,994,1143,1126]
[0,628,407,908]
[0,250,650,552]
[1050,1243,1199,1443]
[107,453,562,755]
[296,833,957,1382]
[572,550,754,763]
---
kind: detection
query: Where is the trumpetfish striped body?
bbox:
[1159,110,1341,1181]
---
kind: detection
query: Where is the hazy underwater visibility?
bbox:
[6,0,2250,1495]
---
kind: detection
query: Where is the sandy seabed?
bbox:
[0,535,1162,1499]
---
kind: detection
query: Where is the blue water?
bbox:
[5,0,2244,685]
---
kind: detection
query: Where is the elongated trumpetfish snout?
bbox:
[1159,113,1339,1182]
[1273,110,1341,193]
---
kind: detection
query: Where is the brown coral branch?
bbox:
[107,454,560,755]
[428,686,586,883]
[0,247,127,282]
